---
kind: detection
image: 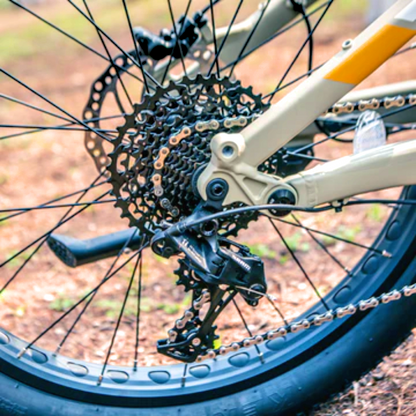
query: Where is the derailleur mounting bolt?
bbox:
[200,220,219,237]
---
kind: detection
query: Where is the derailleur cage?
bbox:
[151,204,267,306]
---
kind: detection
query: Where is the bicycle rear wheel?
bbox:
[0,1,416,415]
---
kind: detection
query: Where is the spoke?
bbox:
[82,0,134,109]
[268,218,330,311]
[97,249,142,385]
[54,229,141,356]
[181,363,188,388]
[284,151,329,163]
[17,247,146,359]
[201,0,221,14]
[121,0,150,93]
[0,94,73,123]
[236,285,295,313]
[229,0,271,78]
[167,0,187,76]
[161,0,193,85]
[267,0,334,103]
[208,0,244,76]
[67,0,162,90]
[209,0,220,78]
[0,68,113,144]
[266,297,288,326]
[220,1,331,75]
[7,0,145,86]
[0,189,110,271]
[232,299,264,362]
[237,284,288,324]
[299,2,314,74]
[291,214,351,276]
[287,102,416,158]
[0,175,108,294]
[253,0,413,100]
[395,42,416,56]
[133,250,144,371]
[0,124,117,134]
[0,113,125,142]
[273,216,389,257]
[313,117,416,143]
[264,63,325,99]
[0,180,108,223]
[0,199,116,214]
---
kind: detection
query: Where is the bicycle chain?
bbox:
[177,94,416,362]
[98,59,416,363]
[327,93,416,115]
[116,87,416,361]
[193,283,416,363]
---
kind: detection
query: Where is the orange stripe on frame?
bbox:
[325,24,416,85]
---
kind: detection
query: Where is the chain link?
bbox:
[327,94,415,115]
[161,90,416,363]
[195,283,416,362]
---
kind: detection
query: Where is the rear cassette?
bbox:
[108,74,269,236]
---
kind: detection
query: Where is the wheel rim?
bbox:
[0,0,415,407]
[0,187,415,406]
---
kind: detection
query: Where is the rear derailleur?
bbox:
[151,203,267,363]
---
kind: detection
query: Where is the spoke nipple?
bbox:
[382,250,393,258]
[97,375,103,386]
[133,361,138,372]
[17,348,27,359]
[258,352,265,364]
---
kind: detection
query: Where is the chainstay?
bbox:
[195,282,416,362]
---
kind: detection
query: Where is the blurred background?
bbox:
[0,1,415,414]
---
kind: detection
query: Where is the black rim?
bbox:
[0,187,415,407]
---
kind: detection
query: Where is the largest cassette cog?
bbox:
[108,74,270,236]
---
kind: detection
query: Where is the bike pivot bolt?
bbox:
[207,179,229,201]
[268,188,296,217]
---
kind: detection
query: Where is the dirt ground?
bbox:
[0,1,415,414]
[312,331,416,416]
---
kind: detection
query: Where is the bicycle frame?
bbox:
[196,0,416,211]
[149,1,416,142]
